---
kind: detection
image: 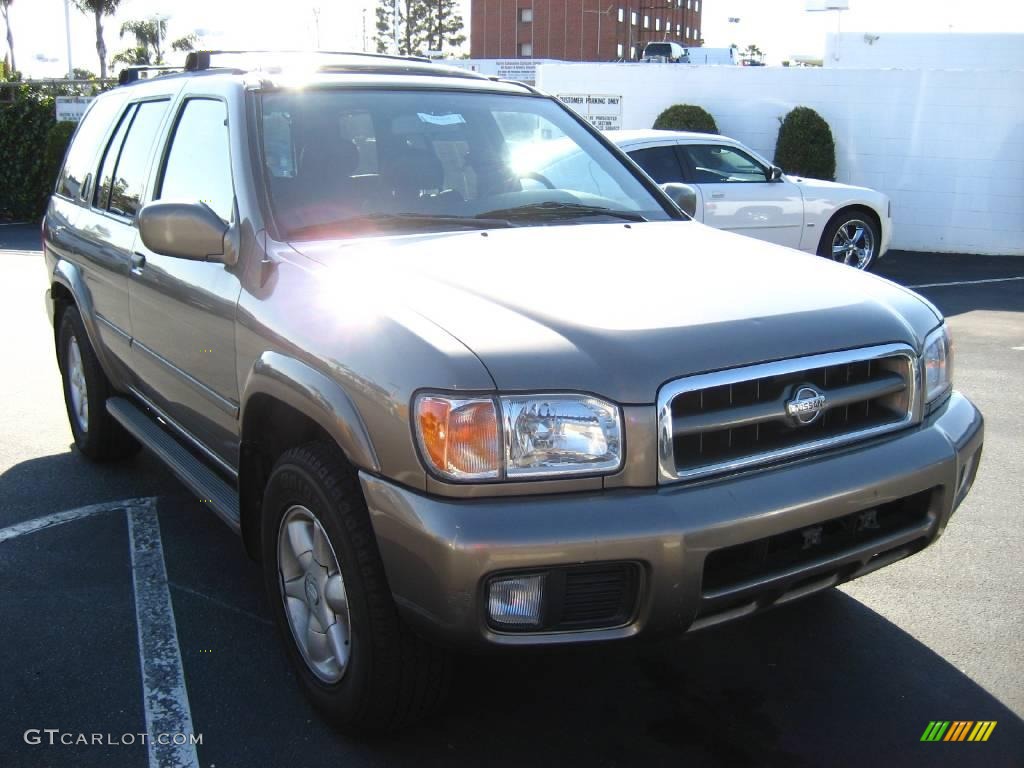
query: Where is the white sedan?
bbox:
[607,129,892,270]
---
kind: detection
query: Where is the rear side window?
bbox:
[159,99,234,223]
[629,146,685,184]
[95,100,168,218]
[56,96,123,201]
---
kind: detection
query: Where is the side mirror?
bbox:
[769,166,784,182]
[660,182,698,218]
[138,201,231,263]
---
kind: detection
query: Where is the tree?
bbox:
[73,1,121,81]
[773,106,835,181]
[112,18,168,68]
[742,44,764,63]
[652,104,718,134]
[375,0,464,56]
[1,0,15,74]
[171,33,197,53]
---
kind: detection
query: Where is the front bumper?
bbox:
[361,392,983,649]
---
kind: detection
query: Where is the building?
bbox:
[470,0,704,62]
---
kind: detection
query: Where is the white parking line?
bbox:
[127,500,201,768]
[907,276,1024,289]
[0,498,199,768]
[0,498,151,544]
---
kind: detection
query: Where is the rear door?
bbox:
[128,94,242,468]
[677,142,804,249]
[63,97,169,371]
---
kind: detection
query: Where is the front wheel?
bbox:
[818,210,880,271]
[260,443,451,731]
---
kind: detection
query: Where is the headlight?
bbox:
[414,393,622,481]
[923,324,953,408]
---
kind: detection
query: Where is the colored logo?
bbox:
[921,721,997,742]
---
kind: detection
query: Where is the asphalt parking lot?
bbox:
[1,220,1022,768]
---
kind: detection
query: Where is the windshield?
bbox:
[258,88,673,240]
[644,44,672,57]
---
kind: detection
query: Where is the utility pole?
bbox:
[63,0,73,77]
[393,0,399,54]
[312,7,321,49]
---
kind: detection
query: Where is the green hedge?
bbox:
[773,106,836,181]
[652,104,718,134]
[0,91,61,220]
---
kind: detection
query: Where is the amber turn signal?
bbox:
[416,396,500,480]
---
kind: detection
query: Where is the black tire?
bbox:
[56,306,140,461]
[817,208,881,271]
[260,442,451,732]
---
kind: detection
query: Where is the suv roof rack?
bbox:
[118,65,185,85]
[184,49,432,72]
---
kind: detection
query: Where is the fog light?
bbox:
[488,574,545,627]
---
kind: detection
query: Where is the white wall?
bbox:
[537,63,1024,255]
[825,33,1024,70]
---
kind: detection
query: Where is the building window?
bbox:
[643,14,649,28]
[631,11,638,25]
[618,7,624,22]
[617,43,624,57]
[695,28,700,41]
[685,26,690,39]
[695,0,700,12]
[519,8,533,23]
[687,0,692,8]
[656,18,661,31]
[519,42,533,56]
[631,43,640,59]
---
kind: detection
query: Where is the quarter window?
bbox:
[159,99,234,223]
[94,106,134,211]
[682,144,768,184]
[56,96,123,201]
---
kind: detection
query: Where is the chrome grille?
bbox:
[657,344,919,482]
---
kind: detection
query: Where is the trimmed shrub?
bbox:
[652,104,718,134]
[773,106,836,181]
[0,89,58,220]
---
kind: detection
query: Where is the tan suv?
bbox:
[43,51,983,731]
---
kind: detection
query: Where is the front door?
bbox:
[677,143,804,249]
[129,96,242,467]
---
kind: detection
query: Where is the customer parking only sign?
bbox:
[55,96,95,122]
[556,94,623,130]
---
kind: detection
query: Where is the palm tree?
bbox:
[73,1,121,80]
[1,0,15,74]
[113,18,167,67]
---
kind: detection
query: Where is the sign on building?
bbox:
[555,94,623,131]
[56,96,95,123]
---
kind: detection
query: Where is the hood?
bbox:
[292,221,938,403]
[789,175,878,196]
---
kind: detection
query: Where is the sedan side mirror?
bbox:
[769,166,784,182]
[660,182,698,218]
[138,201,233,264]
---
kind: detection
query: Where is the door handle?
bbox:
[711,192,725,199]
[131,252,146,272]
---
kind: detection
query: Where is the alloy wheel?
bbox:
[831,219,875,270]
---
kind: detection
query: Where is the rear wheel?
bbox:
[261,442,451,731]
[818,209,880,271]
[57,306,140,461]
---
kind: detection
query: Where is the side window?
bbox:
[682,144,768,184]
[107,100,168,217]
[629,146,684,184]
[94,105,135,211]
[56,96,123,201]
[159,99,234,222]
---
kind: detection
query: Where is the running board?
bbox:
[106,397,240,532]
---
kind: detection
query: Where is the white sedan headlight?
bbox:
[923,324,953,409]
[414,393,622,481]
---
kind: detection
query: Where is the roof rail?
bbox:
[184,49,432,72]
[118,65,184,85]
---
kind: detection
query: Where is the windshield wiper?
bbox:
[288,212,513,239]
[475,201,648,223]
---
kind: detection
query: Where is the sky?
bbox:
[5,0,1024,77]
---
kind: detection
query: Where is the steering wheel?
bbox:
[519,171,555,190]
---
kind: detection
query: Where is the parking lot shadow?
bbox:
[372,589,1024,768]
